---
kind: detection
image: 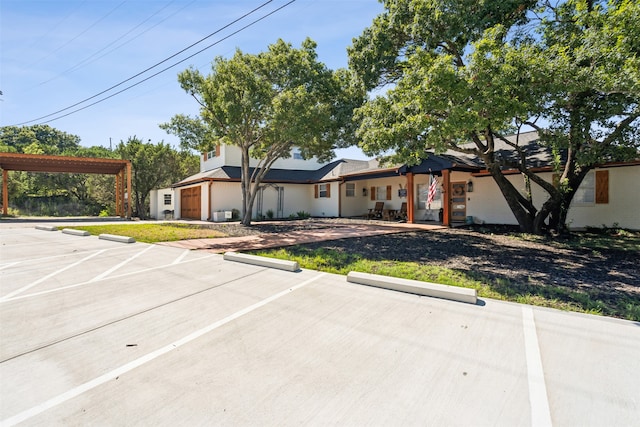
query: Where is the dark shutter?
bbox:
[595,170,609,204]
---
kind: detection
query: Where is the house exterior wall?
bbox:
[257,151,325,171]
[566,166,639,230]
[340,181,369,217]
[205,181,314,220]
[201,145,326,172]
[209,181,241,217]
[149,188,175,220]
[250,183,312,219]
[466,165,640,230]
[279,184,312,218]
[466,174,519,225]
[201,146,226,171]
[309,181,339,217]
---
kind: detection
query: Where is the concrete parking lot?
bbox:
[1,223,638,426]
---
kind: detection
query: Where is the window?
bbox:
[163,194,172,205]
[293,150,303,160]
[417,182,442,209]
[319,183,329,198]
[573,170,609,205]
[204,146,220,160]
[314,183,331,198]
[345,183,355,197]
[371,185,391,201]
[573,172,595,204]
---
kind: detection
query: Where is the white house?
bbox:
[150,134,640,230]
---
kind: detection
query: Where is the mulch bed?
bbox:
[208,219,639,311]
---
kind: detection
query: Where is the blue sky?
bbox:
[1,0,384,159]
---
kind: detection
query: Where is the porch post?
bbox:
[442,169,450,226]
[2,169,8,216]
[406,172,414,223]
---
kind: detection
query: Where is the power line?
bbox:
[12,0,278,126]
[27,1,128,70]
[39,0,297,125]
[37,0,193,87]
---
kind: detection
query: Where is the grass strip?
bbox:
[64,223,227,243]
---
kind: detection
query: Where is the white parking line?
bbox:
[522,306,553,427]
[0,272,326,427]
[0,245,135,267]
[171,249,191,265]
[0,262,19,271]
[0,250,107,301]
[89,245,155,282]
[0,254,217,304]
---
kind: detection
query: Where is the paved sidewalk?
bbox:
[157,221,445,253]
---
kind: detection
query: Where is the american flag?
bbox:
[427,175,438,206]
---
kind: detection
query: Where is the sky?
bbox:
[0,0,385,160]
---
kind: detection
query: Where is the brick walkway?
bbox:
[157,222,445,253]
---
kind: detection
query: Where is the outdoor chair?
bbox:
[396,202,407,221]
[367,202,384,219]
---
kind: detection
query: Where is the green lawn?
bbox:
[65,223,227,243]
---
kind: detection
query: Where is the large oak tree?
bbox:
[162,38,363,226]
[349,0,639,234]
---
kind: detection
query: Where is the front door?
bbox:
[450,182,466,222]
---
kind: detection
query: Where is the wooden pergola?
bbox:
[0,153,131,218]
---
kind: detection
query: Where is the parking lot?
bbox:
[1,224,639,426]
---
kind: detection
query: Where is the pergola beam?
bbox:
[0,153,131,218]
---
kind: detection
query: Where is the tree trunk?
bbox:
[240,146,253,226]
[485,163,536,233]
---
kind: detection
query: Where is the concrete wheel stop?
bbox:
[35,225,58,231]
[347,271,477,304]
[223,252,299,272]
[99,233,136,243]
[62,228,90,236]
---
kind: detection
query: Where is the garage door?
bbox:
[180,187,201,219]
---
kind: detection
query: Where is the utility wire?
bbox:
[27,1,127,69]
[13,0,276,126]
[24,0,88,54]
[40,0,297,125]
[37,0,182,86]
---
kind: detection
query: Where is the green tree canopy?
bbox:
[0,125,81,154]
[349,0,639,234]
[162,38,364,225]
[116,137,198,219]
